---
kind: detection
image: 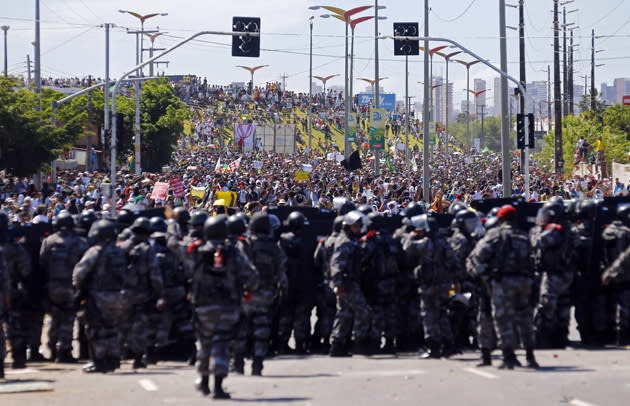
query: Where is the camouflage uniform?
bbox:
[532,222,575,348]
[449,228,477,348]
[2,232,33,367]
[602,224,630,345]
[277,230,314,353]
[234,234,287,373]
[73,241,126,371]
[151,233,193,351]
[39,230,89,358]
[468,222,537,368]
[189,240,257,387]
[118,235,163,362]
[0,247,8,377]
[329,229,372,354]
[312,233,338,353]
[403,231,458,355]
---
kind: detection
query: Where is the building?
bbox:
[473,79,487,117]
[430,76,453,124]
[493,77,502,117]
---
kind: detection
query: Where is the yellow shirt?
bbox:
[594,139,605,152]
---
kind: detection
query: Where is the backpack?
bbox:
[498,228,533,277]
[191,243,236,306]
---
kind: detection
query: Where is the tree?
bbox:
[579,88,606,114]
[603,104,630,140]
[0,78,82,176]
[140,79,190,171]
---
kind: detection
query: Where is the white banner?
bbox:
[234,123,255,149]
[253,160,264,170]
[613,162,630,188]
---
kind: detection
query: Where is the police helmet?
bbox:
[410,213,432,234]
[88,219,117,242]
[488,206,500,217]
[536,202,560,226]
[53,210,74,231]
[403,202,425,218]
[484,216,499,231]
[235,212,250,226]
[578,199,597,220]
[448,201,467,216]
[116,209,134,227]
[131,217,151,234]
[269,214,281,235]
[357,204,374,215]
[190,211,209,227]
[455,209,479,233]
[617,203,630,225]
[204,214,228,240]
[343,210,368,233]
[332,216,344,233]
[149,217,168,234]
[249,212,271,235]
[227,214,247,237]
[367,211,385,231]
[286,211,306,230]
[174,206,190,226]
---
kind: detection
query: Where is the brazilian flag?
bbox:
[128,155,135,171]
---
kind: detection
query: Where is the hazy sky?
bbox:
[2,0,629,108]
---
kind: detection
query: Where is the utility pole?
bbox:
[374,0,381,174]
[26,55,31,89]
[34,0,41,111]
[104,23,110,179]
[591,29,595,110]
[1,25,8,77]
[422,0,430,202]
[519,0,526,171]
[562,7,567,117]
[308,16,313,153]
[405,54,409,164]
[87,75,93,172]
[547,65,552,131]
[568,29,574,115]
[554,0,563,174]
[499,0,511,197]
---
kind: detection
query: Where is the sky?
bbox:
[2,0,630,109]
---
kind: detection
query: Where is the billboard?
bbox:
[357,93,396,111]
[369,108,386,150]
[251,123,296,154]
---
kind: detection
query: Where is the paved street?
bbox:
[2,346,629,406]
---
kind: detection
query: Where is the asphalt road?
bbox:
[2,345,629,406]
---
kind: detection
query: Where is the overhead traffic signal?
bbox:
[527,113,535,148]
[516,113,525,149]
[393,23,419,56]
[232,17,260,58]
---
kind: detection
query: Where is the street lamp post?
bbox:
[469,89,488,149]
[455,59,480,150]
[144,32,166,77]
[420,45,447,152]
[1,26,8,77]
[309,16,314,153]
[435,50,461,156]
[237,65,269,93]
[119,10,168,175]
[314,74,339,95]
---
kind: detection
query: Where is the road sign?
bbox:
[623,95,630,106]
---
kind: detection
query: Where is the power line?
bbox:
[431,0,478,23]
[41,26,95,56]
[587,0,625,27]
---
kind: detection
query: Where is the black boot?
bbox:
[195,375,210,396]
[144,346,158,365]
[310,335,322,354]
[617,329,630,347]
[132,354,147,369]
[78,326,90,360]
[381,338,395,354]
[252,356,263,376]
[420,341,441,359]
[213,375,230,399]
[353,340,374,356]
[476,348,492,367]
[295,339,307,355]
[106,357,120,372]
[498,348,516,370]
[55,348,77,364]
[525,348,539,369]
[232,354,245,375]
[320,337,330,355]
[0,358,4,379]
[48,345,57,362]
[12,345,27,369]
[329,340,350,357]
[441,341,456,358]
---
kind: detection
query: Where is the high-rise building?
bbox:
[525,80,547,115]
[473,78,487,116]
[614,78,628,105]
[493,77,502,117]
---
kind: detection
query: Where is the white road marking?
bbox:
[4,368,39,375]
[339,369,425,377]
[569,400,598,406]
[463,367,499,380]
[139,379,159,392]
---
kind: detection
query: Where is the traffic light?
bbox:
[527,113,535,148]
[393,23,419,56]
[516,113,525,149]
[232,17,260,58]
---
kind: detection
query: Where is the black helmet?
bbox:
[548,196,565,217]
[455,209,476,227]
[174,206,190,226]
[234,212,249,226]
[77,211,98,234]
[131,217,151,234]
[53,210,74,231]
[617,204,630,225]
[88,219,117,242]
[367,211,385,231]
[249,212,271,235]
[488,206,500,217]
[410,213,435,236]
[448,201,467,216]
[286,211,306,230]
[0,211,9,232]
[578,200,597,220]
[190,211,209,227]
[269,214,281,235]
[403,202,425,218]
[149,217,167,234]
[204,214,228,240]
[484,216,499,231]
[536,203,560,226]
[334,197,357,215]
[117,209,134,227]
[357,204,374,215]
[227,214,247,237]
[343,210,367,233]
[332,216,344,233]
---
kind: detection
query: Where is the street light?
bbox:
[118,9,168,175]
[469,89,489,149]
[419,45,447,150]
[310,4,374,158]
[237,65,269,93]
[435,50,461,156]
[314,74,339,95]
[1,25,8,77]
[455,59,480,150]
[359,77,388,101]
[144,32,166,76]
[309,16,314,153]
